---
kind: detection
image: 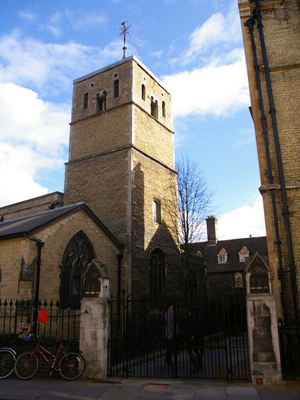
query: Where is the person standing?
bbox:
[165,303,177,367]
[187,307,204,373]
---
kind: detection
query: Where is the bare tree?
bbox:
[177,156,214,279]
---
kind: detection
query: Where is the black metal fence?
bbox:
[279,321,300,379]
[0,299,80,350]
[108,293,250,380]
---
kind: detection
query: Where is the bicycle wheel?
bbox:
[59,352,85,380]
[14,352,39,380]
[0,349,16,379]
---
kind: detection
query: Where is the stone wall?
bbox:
[0,192,64,222]
[238,0,300,319]
[0,209,121,301]
[65,56,180,296]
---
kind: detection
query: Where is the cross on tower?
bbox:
[119,21,131,59]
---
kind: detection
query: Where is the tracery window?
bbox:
[60,231,95,309]
[150,249,166,298]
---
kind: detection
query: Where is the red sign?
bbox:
[38,310,48,323]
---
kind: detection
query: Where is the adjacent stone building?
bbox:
[238,0,300,321]
[189,216,268,294]
[0,56,180,303]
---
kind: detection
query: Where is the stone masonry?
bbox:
[64,56,180,296]
[238,0,300,319]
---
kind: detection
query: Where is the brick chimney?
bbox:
[206,216,218,244]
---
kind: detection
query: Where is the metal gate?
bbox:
[108,293,250,380]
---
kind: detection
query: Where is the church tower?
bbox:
[64,56,180,296]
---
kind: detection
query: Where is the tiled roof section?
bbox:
[0,202,123,250]
[188,236,268,274]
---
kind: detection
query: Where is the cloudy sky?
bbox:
[0,0,266,240]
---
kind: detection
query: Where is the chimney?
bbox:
[206,216,218,244]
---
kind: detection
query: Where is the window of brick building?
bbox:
[83,92,89,109]
[153,200,161,224]
[151,97,158,119]
[217,248,228,264]
[114,79,119,98]
[141,84,146,100]
[150,249,166,298]
[162,101,166,117]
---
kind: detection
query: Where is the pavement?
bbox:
[1,376,300,400]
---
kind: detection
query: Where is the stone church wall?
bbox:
[0,210,121,301]
[0,192,64,222]
[132,149,180,295]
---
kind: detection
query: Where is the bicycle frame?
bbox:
[29,342,68,371]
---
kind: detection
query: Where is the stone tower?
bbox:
[238,0,300,321]
[64,56,180,296]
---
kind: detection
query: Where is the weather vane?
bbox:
[119,21,131,59]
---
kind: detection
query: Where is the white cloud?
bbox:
[0,31,122,97]
[0,143,49,206]
[217,195,266,240]
[186,3,241,60]
[41,12,64,37]
[0,83,69,207]
[162,49,249,118]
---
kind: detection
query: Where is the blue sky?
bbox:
[0,0,266,240]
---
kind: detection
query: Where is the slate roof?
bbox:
[0,202,123,250]
[188,236,268,274]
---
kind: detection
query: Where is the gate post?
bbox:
[245,253,282,385]
[80,260,111,380]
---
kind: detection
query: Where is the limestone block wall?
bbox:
[239,0,300,317]
[0,192,64,222]
[133,106,175,169]
[0,210,121,301]
[64,149,130,243]
[71,60,132,124]
[0,237,36,300]
[132,60,173,132]
[131,149,180,295]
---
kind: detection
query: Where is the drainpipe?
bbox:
[245,11,287,319]
[24,235,45,336]
[117,251,124,322]
[252,0,299,320]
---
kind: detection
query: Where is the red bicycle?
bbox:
[14,339,85,381]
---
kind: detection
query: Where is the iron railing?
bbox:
[108,293,250,380]
[0,299,80,350]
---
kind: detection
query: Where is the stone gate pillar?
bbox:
[245,253,282,385]
[80,260,111,380]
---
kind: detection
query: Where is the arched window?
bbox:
[141,84,146,100]
[151,97,158,119]
[162,101,166,117]
[83,92,89,109]
[96,92,106,113]
[150,249,166,298]
[114,79,119,98]
[60,231,95,309]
